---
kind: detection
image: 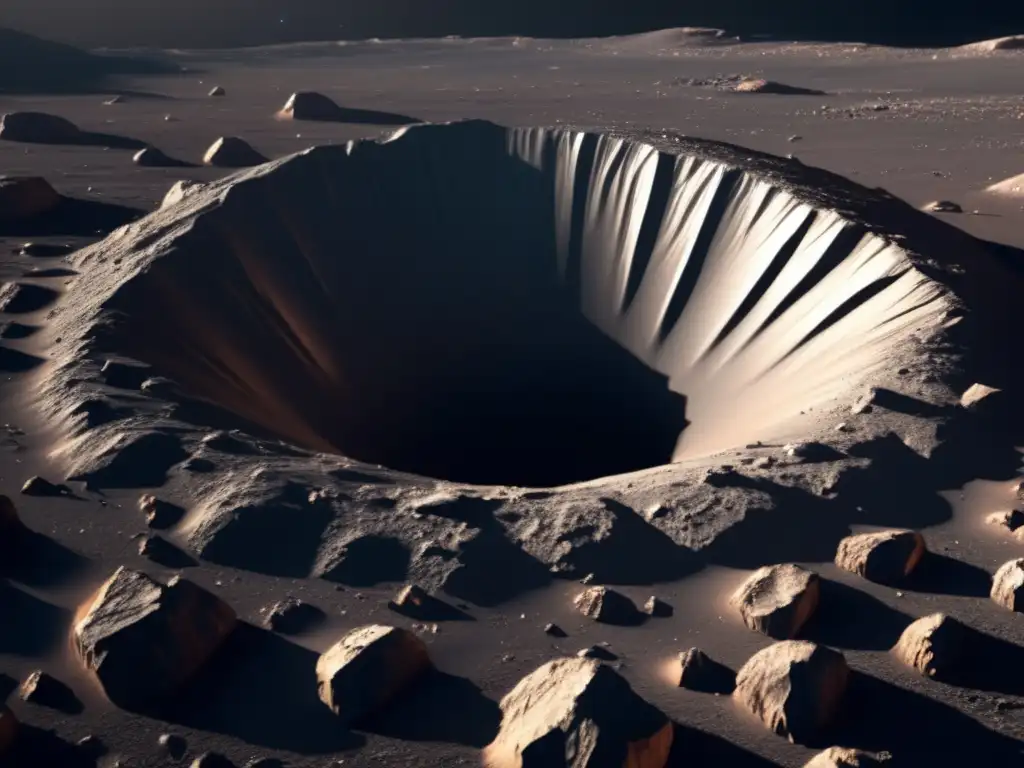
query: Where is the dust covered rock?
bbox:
[484,657,673,768]
[316,624,431,723]
[279,91,343,120]
[73,566,237,707]
[0,175,60,221]
[892,613,965,679]
[574,586,638,624]
[991,559,1024,612]
[731,564,820,639]
[203,137,267,168]
[0,112,80,143]
[676,648,735,693]
[804,747,892,767]
[0,707,16,756]
[834,529,926,583]
[734,640,849,744]
[133,146,188,168]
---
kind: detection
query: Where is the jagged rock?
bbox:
[20,475,66,497]
[731,564,820,639]
[485,657,673,767]
[18,670,80,712]
[834,529,926,583]
[279,91,343,120]
[193,753,234,768]
[804,747,892,767]
[734,640,849,744]
[676,648,736,693]
[0,707,16,756]
[73,566,237,707]
[208,86,226,97]
[316,625,431,723]
[264,597,324,634]
[643,596,673,617]
[986,509,1024,532]
[203,137,267,168]
[892,613,965,679]
[161,179,206,209]
[389,583,460,621]
[574,586,638,624]
[138,494,184,529]
[925,200,963,214]
[158,733,187,759]
[960,383,1008,419]
[544,623,567,638]
[0,175,61,221]
[0,111,80,143]
[991,559,1024,612]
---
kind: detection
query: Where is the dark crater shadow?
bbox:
[0,196,144,237]
[802,579,912,651]
[0,582,69,656]
[363,669,501,747]
[319,535,412,587]
[0,283,59,313]
[0,345,44,373]
[161,623,365,754]
[944,628,1024,697]
[69,430,188,488]
[903,552,993,598]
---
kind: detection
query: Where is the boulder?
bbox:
[991,559,1024,612]
[675,648,735,694]
[730,564,820,639]
[925,200,963,213]
[733,79,825,95]
[643,596,673,617]
[20,475,66,497]
[804,747,892,767]
[389,583,460,621]
[734,640,849,744]
[573,586,638,624]
[0,707,16,756]
[0,111,80,143]
[138,494,184,528]
[834,530,926,583]
[73,566,237,707]
[484,657,673,768]
[208,86,226,97]
[203,137,267,168]
[0,176,61,221]
[986,509,1024,533]
[892,613,965,679]
[316,624,431,723]
[133,146,188,168]
[138,533,196,568]
[264,597,324,634]
[278,91,343,121]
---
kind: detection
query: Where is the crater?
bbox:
[51,121,957,489]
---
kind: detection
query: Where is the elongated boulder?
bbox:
[804,747,892,767]
[0,175,61,222]
[734,640,849,744]
[991,559,1024,612]
[731,564,820,639]
[73,567,237,707]
[0,112,80,143]
[891,613,965,679]
[484,657,673,768]
[316,624,431,724]
[834,530,926,583]
[202,137,266,168]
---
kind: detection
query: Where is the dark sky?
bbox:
[1,1,1022,49]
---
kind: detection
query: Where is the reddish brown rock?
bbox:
[804,747,892,767]
[484,657,673,768]
[834,530,926,583]
[991,559,1024,613]
[316,625,431,724]
[892,613,966,679]
[574,586,638,624]
[734,640,849,744]
[731,564,820,639]
[73,567,237,707]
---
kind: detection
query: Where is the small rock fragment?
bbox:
[264,597,324,634]
[138,494,184,528]
[991,559,1024,612]
[76,734,105,756]
[192,753,235,768]
[731,564,820,639]
[573,586,639,624]
[316,625,431,724]
[139,533,196,568]
[643,596,673,617]
[675,648,735,694]
[389,583,461,621]
[158,733,187,759]
[804,747,892,767]
[834,529,926,583]
[208,86,226,97]
[925,200,963,213]
[543,623,567,638]
[734,640,849,744]
[892,613,965,679]
[20,475,66,497]
[18,670,80,712]
[485,657,673,768]
[133,146,188,168]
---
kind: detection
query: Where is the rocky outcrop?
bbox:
[731,564,820,639]
[734,640,849,744]
[484,657,673,768]
[73,567,237,707]
[202,137,267,168]
[991,559,1024,612]
[574,586,639,624]
[0,175,61,221]
[675,648,735,693]
[892,613,965,679]
[834,530,926,583]
[316,625,431,723]
[804,747,892,767]
[0,112,80,143]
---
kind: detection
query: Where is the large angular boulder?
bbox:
[0,111,80,143]
[0,175,61,222]
[573,585,638,624]
[675,647,735,694]
[73,567,237,707]
[278,91,343,121]
[834,530,926,583]
[804,747,892,767]
[991,559,1024,612]
[891,613,965,679]
[484,657,673,768]
[734,640,849,744]
[316,624,431,724]
[731,564,820,639]
[202,137,267,168]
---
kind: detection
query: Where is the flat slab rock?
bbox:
[73,567,237,707]
[991,559,1024,612]
[316,624,431,724]
[731,564,820,639]
[891,613,965,679]
[734,640,849,744]
[804,747,892,767]
[834,529,926,583]
[485,656,673,768]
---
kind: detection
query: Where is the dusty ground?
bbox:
[1,30,1023,768]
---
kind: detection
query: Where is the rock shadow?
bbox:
[6,530,90,588]
[0,196,143,237]
[363,669,501,747]
[863,388,947,418]
[0,283,59,313]
[0,582,68,656]
[1,725,96,767]
[297,105,419,126]
[667,723,779,766]
[70,430,188,488]
[319,535,412,587]
[0,345,44,373]
[163,622,364,754]
[442,525,553,607]
[803,579,912,651]
[943,628,1024,697]
[903,552,992,598]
